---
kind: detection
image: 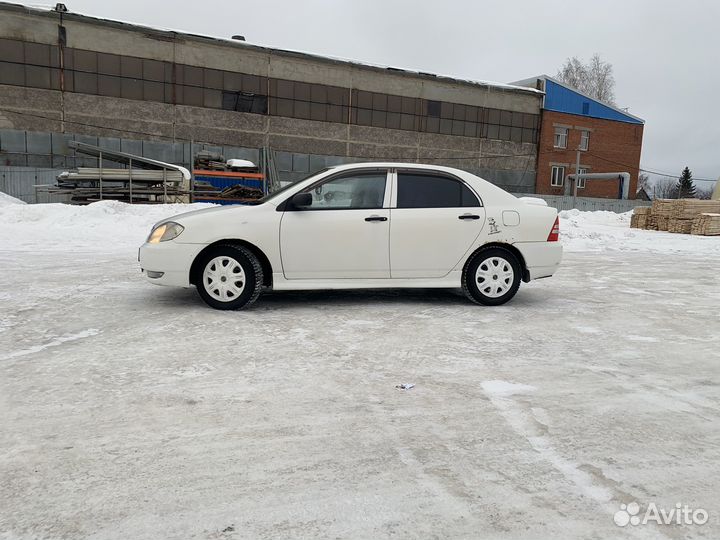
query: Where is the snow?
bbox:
[0,200,214,251]
[0,190,26,206]
[2,198,717,257]
[559,208,720,255]
[2,199,720,539]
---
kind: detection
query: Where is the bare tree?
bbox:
[557,54,616,105]
[695,185,713,200]
[653,178,679,199]
[637,173,650,192]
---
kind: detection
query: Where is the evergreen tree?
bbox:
[675,167,696,198]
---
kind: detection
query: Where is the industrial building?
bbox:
[512,75,645,199]
[0,2,544,202]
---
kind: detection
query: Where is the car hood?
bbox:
[160,204,253,226]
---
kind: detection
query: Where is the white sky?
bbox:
[57,0,719,186]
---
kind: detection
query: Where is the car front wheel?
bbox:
[194,244,263,310]
[462,247,521,306]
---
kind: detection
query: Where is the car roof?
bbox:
[328,162,468,175]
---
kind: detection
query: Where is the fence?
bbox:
[3,164,650,213]
[512,193,650,213]
[0,166,73,203]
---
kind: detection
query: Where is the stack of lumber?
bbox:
[691,213,720,236]
[666,200,720,234]
[668,218,693,234]
[670,199,720,219]
[630,206,651,229]
[650,199,675,231]
[633,199,720,235]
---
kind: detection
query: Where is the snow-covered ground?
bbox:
[1,198,719,539]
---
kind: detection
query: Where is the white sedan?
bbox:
[139,163,562,309]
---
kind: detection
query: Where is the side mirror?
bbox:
[292,192,312,208]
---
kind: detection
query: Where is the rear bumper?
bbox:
[514,241,563,281]
[138,241,203,287]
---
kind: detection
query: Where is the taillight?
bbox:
[547,216,560,242]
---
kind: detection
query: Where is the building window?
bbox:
[551,166,565,187]
[554,127,568,148]
[579,130,590,151]
[577,167,588,189]
[222,91,267,114]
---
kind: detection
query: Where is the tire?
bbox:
[462,247,522,306]
[193,244,263,310]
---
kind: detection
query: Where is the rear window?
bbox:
[397,173,480,208]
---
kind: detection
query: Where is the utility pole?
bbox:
[573,147,581,208]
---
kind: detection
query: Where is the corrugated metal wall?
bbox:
[0,166,72,203]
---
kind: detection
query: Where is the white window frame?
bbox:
[577,167,588,189]
[551,166,565,187]
[554,127,568,149]
[579,130,590,151]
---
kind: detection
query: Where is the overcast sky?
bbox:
[64,0,719,187]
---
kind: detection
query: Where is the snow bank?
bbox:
[1,201,718,256]
[559,208,720,255]
[0,191,26,206]
[0,200,215,251]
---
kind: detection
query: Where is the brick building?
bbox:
[512,75,644,199]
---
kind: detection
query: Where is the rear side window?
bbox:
[397,173,480,208]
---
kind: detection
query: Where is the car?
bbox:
[139,163,562,310]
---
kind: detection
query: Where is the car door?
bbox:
[389,170,486,278]
[279,169,391,279]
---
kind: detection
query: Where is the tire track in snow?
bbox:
[1,328,100,362]
[481,380,668,540]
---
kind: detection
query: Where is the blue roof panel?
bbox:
[544,79,643,124]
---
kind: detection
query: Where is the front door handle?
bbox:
[365,215,388,222]
[458,214,480,220]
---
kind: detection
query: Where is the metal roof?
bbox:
[511,75,644,124]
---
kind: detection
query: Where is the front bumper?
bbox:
[138,241,204,287]
[514,241,563,281]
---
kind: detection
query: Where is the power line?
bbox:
[585,150,716,182]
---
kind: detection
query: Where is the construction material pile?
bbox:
[49,168,190,204]
[691,213,720,235]
[631,199,720,235]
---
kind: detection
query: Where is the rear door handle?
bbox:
[365,215,388,222]
[458,214,480,220]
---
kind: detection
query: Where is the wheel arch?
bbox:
[189,239,274,287]
[463,242,530,283]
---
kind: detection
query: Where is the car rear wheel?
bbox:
[194,244,263,310]
[462,247,521,306]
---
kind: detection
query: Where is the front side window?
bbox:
[551,166,565,187]
[299,173,387,210]
[554,127,568,148]
[577,167,588,189]
[579,130,590,151]
[397,173,480,208]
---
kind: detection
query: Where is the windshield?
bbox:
[257,168,331,204]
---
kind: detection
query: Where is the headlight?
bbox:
[147,222,184,243]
